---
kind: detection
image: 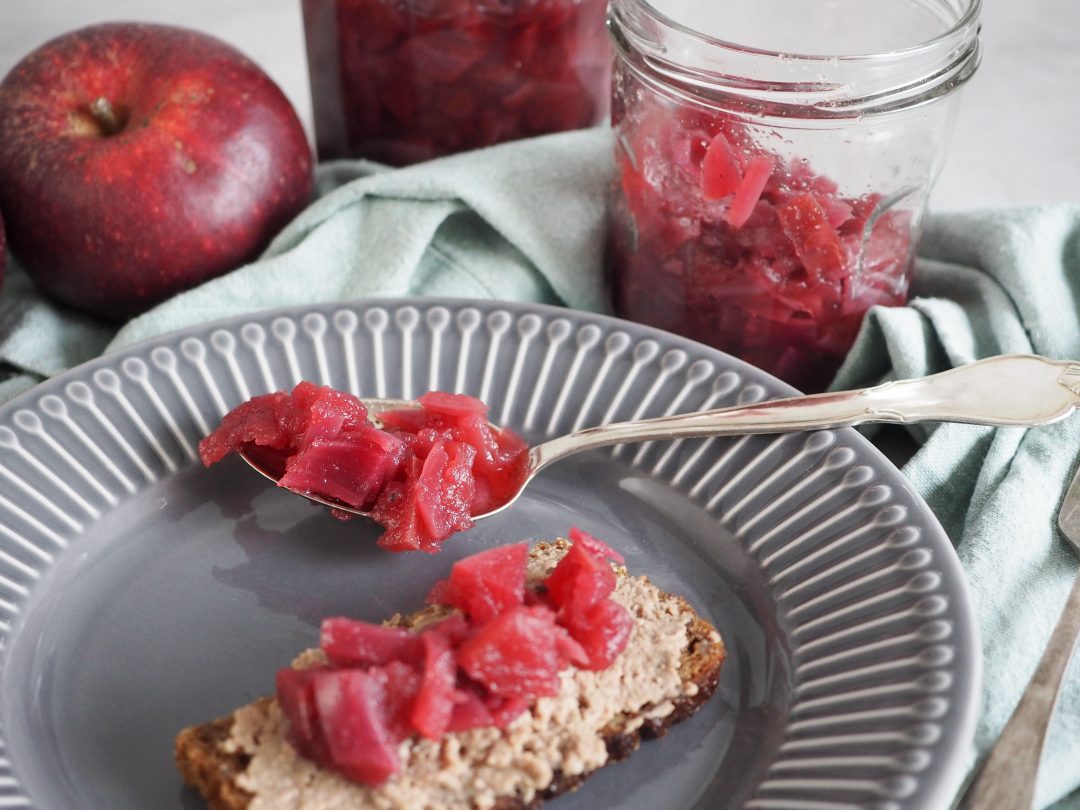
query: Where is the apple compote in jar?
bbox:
[606,0,981,392]
[302,0,611,165]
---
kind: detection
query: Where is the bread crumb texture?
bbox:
[224,542,692,810]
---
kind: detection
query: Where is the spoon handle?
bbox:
[533,355,1080,470]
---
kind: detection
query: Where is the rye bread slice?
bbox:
[175,541,726,810]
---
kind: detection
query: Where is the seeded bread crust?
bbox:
[175,545,726,810]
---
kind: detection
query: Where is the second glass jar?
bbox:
[606,0,981,392]
[302,0,612,165]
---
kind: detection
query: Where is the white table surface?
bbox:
[1,0,1077,212]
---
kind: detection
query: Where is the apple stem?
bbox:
[89,97,122,136]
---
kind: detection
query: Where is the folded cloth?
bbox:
[1,127,1079,807]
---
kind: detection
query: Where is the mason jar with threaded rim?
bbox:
[606,0,981,392]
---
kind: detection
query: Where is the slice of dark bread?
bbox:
[175,541,726,810]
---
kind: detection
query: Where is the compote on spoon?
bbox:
[240,354,1080,523]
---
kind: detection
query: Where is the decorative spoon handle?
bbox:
[532,354,1080,473]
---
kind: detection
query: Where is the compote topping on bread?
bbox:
[275,530,633,786]
[175,536,726,809]
[199,383,528,552]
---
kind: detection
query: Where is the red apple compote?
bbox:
[606,0,981,392]
[302,0,611,165]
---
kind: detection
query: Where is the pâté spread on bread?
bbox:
[175,534,726,809]
[199,383,529,552]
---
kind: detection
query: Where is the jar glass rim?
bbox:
[620,0,982,63]
[608,0,982,115]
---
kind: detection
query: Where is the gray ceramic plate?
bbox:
[0,299,978,810]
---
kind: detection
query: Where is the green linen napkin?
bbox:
[832,205,1080,810]
[0,126,1079,808]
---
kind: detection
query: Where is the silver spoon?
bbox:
[242,353,1080,522]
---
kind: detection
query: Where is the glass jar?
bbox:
[302,0,612,165]
[606,0,981,392]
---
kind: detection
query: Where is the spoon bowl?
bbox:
[241,354,1080,523]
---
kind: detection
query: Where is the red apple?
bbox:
[0,23,314,320]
